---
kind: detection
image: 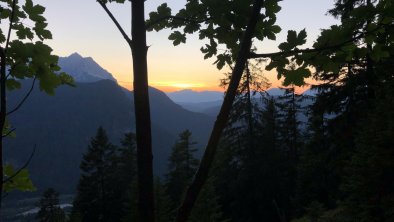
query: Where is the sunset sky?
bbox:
[36,0,337,92]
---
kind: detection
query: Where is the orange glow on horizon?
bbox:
[115,68,318,94]
[117,79,315,94]
[117,80,223,92]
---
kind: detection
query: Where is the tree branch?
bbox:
[0,46,7,211]
[249,33,364,59]
[249,23,392,59]
[7,77,36,116]
[145,15,210,30]
[2,128,15,138]
[3,145,36,184]
[5,0,18,52]
[98,1,133,47]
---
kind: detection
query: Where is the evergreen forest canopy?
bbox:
[1,0,394,221]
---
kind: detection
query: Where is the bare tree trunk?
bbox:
[97,1,154,220]
[245,63,255,150]
[131,1,155,222]
[0,48,6,211]
[174,1,265,221]
[0,0,16,213]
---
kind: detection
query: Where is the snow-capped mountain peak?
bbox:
[58,53,117,83]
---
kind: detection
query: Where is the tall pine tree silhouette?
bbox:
[166,130,226,222]
[36,188,66,222]
[166,130,199,205]
[72,127,122,222]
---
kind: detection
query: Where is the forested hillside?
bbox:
[4,79,213,194]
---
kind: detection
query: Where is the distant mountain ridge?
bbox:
[169,88,317,116]
[167,88,317,105]
[166,89,224,103]
[58,53,117,83]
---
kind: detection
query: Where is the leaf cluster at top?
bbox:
[0,0,74,94]
[264,0,394,86]
[146,0,282,70]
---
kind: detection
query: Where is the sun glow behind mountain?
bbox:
[149,81,220,92]
[116,74,314,94]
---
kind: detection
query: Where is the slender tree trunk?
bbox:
[131,1,155,222]
[0,0,16,212]
[0,48,6,211]
[245,63,255,150]
[365,0,375,101]
[174,1,265,221]
[291,89,297,162]
[98,1,154,220]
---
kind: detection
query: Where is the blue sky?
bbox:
[36,0,338,91]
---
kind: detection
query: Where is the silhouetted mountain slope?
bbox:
[148,87,214,147]
[5,80,133,195]
[166,89,224,103]
[4,80,213,195]
[177,100,222,113]
[201,105,222,117]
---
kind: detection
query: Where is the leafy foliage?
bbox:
[147,0,282,69]
[3,163,35,192]
[0,0,73,199]
[0,0,74,93]
[264,0,394,86]
[265,29,311,86]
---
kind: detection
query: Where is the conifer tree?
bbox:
[221,61,270,151]
[154,178,173,222]
[72,127,121,222]
[258,96,279,152]
[189,177,227,222]
[121,180,139,222]
[115,132,138,218]
[276,87,305,162]
[216,94,292,222]
[215,63,271,222]
[108,132,140,222]
[122,177,173,222]
[271,1,394,219]
[295,98,339,215]
[274,88,307,218]
[166,130,226,222]
[340,58,394,221]
[257,95,290,221]
[118,132,137,182]
[36,188,66,222]
[165,130,199,205]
